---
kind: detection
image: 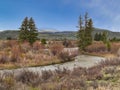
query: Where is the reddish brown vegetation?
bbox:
[50,43,64,56]
[111,42,120,54]
[85,41,107,53]
[0,40,77,68]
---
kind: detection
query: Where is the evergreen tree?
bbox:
[94,33,102,41]
[106,41,111,51]
[19,17,29,42]
[85,18,93,44]
[79,15,83,30]
[77,13,93,51]
[102,31,107,44]
[77,29,86,50]
[19,17,38,45]
[77,15,86,50]
[99,33,102,41]
[94,33,98,41]
[28,17,38,45]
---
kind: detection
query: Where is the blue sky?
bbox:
[0,0,120,31]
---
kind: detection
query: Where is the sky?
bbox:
[0,0,120,31]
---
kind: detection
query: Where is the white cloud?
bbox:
[80,0,120,31]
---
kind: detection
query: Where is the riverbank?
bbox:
[0,40,118,70]
[0,53,107,70]
[83,52,116,58]
[0,55,105,75]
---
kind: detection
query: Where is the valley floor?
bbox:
[0,40,120,89]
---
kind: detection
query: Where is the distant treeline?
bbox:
[94,32,120,42]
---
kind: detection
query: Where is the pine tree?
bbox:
[94,33,102,41]
[19,17,38,45]
[99,33,102,41]
[77,15,86,50]
[77,13,93,51]
[102,31,107,44]
[19,17,29,42]
[94,33,98,41]
[85,18,93,44]
[106,41,111,51]
[94,33,97,41]
[28,17,38,45]
[85,12,88,29]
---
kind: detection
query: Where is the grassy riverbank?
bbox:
[0,40,119,69]
[0,40,78,69]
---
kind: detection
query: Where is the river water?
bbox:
[0,55,105,75]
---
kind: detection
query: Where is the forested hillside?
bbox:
[0,28,120,40]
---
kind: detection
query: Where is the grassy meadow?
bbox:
[0,39,120,90]
[0,40,78,69]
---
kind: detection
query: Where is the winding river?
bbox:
[0,55,105,75]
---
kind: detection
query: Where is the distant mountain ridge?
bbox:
[39,29,58,33]
[0,28,120,40]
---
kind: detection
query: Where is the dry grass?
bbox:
[84,41,120,58]
[0,40,77,69]
[0,40,120,69]
[111,42,120,54]
[85,41,107,53]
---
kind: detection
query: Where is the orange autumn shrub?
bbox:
[85,41,107,53]
[32,41,45,50]
[50,43,64,56]
[10,45,22,62]
[111,42,120,54]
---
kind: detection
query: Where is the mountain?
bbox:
[0,28,120,40]
[39,28,58,33]
[0,30,19,39]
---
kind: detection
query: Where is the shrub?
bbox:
[106,41,111,51]
[111,42,120,54]
[54,68,70,79]
[16,70,40,87]
[41,39,47,45]
[90,81,98,89]
[4,76,15,89]
[50,43,64,56]
[20,42,31,53]
[63,39,69,47]
[32,41,45,51]
[117,48,120,57]
[85,41,107,53]
[58,51,72,62]
[86,66,103,80]
[10,45,21,62]
[0,40,18,50]
[0,41,7,50]
[41,70,53,81]
[0,52,9,64]
[99,58,120,67]
[104,67,115,75]
[0,72,15,90]
[5,40,18,48]
[72,67,86,77]
[6,37,12,40]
